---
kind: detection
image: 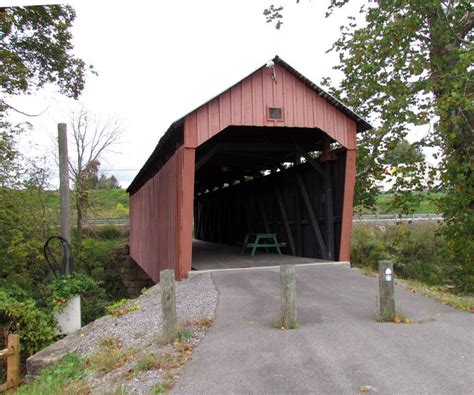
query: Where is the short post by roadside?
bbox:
[280,265,297,329]
[160,269,178,343]
[378,260,395,319]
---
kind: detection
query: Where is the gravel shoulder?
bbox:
[27,272,218,394]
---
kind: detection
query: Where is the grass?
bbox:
[106,299,141,317]
[398,278,474,313]
[273,318,300,330]
[175,328,194,343]
[135,353,159,372]
[17,317,208,394]
[10,188,130,220]
[358,267,474,314]
[16,353,88,395]
[151,371,176,393]
[355,192,442,214]
[86,337,136,374]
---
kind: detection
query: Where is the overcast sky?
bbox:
[4,0,431,189]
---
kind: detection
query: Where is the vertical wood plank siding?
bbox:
[129,146,195,282]
[184,65,357,150]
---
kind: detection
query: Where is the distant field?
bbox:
[36,189,440,220]
[43,188,129,219]
[355,193,440,214]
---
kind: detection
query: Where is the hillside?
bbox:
[43,188,129,219]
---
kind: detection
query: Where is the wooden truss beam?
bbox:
[195,145,219,171]
[274,183,296,256]
[295,173,328,259]
[301,152,324,178]
[324,162,335,260]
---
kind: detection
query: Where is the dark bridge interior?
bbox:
[193,126,348,261]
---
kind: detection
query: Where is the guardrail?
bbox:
[79,213,443,227]
[0,334,21,393]
[353,213,443,223]
[83,218,129,225]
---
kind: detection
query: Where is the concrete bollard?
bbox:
[280,265,297,328]
[378,260,395,319]
[160,269,177,343]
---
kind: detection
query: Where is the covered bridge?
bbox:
[127,56,371,281]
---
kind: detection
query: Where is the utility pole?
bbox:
[58,123,71,273]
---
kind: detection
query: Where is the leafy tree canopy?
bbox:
[0,5,91,100]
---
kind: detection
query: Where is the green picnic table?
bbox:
[240,233,283,256]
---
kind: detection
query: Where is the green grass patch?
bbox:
[355,192,442,214]
[175,328,194,343]
[16,353,88,395]
[106,299,141,318]
[398,278,474,313]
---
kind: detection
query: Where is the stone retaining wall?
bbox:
[115,245,154,297]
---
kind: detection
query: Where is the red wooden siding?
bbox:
[184,65,357,150]
[129,145,195,282]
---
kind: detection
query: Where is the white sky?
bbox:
[2,0,433,188]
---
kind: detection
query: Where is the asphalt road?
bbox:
[173,264,474,394]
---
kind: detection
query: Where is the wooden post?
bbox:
[0,334,20,393]
[160,270,177,343]
[58,123,72,274]
[7,334,20,393]
[378,260,395,319]
[280,265,297,328]
[58,123,71,243]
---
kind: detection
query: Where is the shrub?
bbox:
[0,289,55,356]
[95,225,123,240]
[350,223,474,292]
[383,223,447,284]
[48,273,109,324]
[350,226,385,271]
[78,238,128,301]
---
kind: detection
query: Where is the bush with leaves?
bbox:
[383,223,448,285]
[0,289,55,356]
[351,223,472,292]
[77,238,128,301]
[48,273,108,324]
[350,226,385,272]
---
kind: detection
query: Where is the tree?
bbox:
[68,107,122,250]
[85,172,121,190]
[0,5,91,101]
[385,140,425,166]
[264,1,473,291]
[0,131,53,293]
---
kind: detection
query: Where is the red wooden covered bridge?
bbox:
[127,56,371,281]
